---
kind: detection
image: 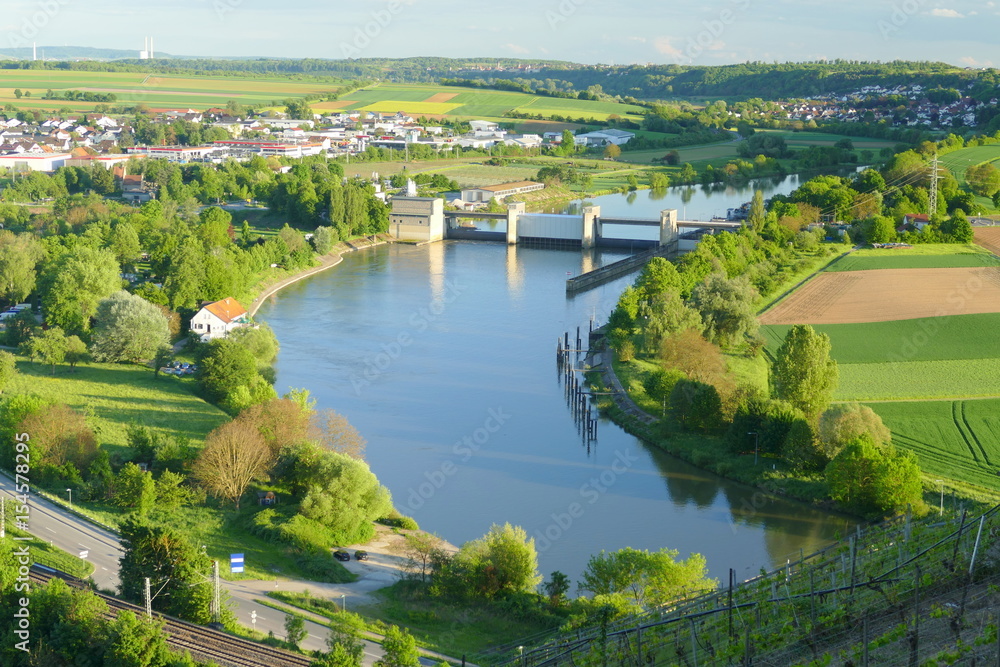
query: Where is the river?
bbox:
[258,208,856,584]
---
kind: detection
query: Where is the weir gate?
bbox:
[388,196,743,292]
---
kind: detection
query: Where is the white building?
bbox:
[574,128,635,147]
[190,297,250,341]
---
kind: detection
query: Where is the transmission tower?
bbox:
[928,153,940,217]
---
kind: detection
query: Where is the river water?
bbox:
[259,192,856,584]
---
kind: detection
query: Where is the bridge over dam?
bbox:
[388,196,743,293]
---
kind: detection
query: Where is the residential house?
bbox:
[190,297,250,341]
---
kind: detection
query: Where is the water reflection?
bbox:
[261,242,856,582]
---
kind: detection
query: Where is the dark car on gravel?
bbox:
[333,550,351,561]
[354,550,369,561]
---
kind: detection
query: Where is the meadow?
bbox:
[825,243,1000,271]
[940,145,1000,210]
[8,357,229,452]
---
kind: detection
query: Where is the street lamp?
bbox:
[747,432,759,466]
[937,480,944,516]
[340,594,346,612]
[66,488,72,507]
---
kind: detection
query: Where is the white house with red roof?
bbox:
[190,297,250,341]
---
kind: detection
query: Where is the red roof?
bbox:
[202,297,247,324]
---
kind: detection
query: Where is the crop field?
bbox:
[0,70,337,110]
[974,227,1000,256]
[868,399,1000,490]
[758,267,1000,324]
[940,145,1000,187]
[327,83,647,122]
[826,244,1000,272]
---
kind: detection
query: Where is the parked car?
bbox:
[333,550,351,562]
[354,550,368,561]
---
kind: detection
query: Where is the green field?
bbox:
[8,358,229,452]
[826,244,1000,272]
[0,70,338,111]
[328,83,647,122]
[939,145,1000,210]
[868,399,1000,490]
[762,313,1000,365]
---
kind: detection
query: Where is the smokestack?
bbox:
[150,37,154,59]
[33,42,36,61]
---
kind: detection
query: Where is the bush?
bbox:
[378,514,420,530]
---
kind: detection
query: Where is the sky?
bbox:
[0,0,997,67]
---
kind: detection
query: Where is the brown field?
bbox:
[759,267,1000,324]
[424,92,458,103]
[974,227,1000,257]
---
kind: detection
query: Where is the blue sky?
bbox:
[1,0,996,67]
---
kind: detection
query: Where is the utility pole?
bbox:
[1,496,5,538]
[212,560,221,623]
[144,577,152,618]
[928,152,940,217]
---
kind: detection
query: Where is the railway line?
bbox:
[29,566,315,667]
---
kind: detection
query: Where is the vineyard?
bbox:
[478,505,1000,666]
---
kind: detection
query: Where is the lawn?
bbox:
[826,244,1000,272]
[868,399,1000,490]
[9,358,229,451]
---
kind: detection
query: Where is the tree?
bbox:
[658,328,727,384]
[39,246,121,333]
[560,129,575,156]
[90,291,171,363]
[689,274,759,348]
[579,547,715,609]
[118,518,218,623]
[285,614,308,649]
[309,408,367,459]
[64,335,89,371]
[0,351,16,393]
[400,532,446,583]
[441,523,541,599]
[19,403,98,473]
[240,397,312,459]
[112,462,156,515]
[321,615,366,667]
[747,189,766,232]
[379,626,420,667]
[198,338,261,405]
[5,309,39,347]
[965,162,1000,197]
[0,231,44,304]
[104,610,172,667]
[28,326,69,373]
[818,402,891,461]
[227,323,279,367]
[193,418,271,509]
[110,222,142,269]
[949,212,974,243]
[197,207,233,249]
[543,571,570,607]
[299,451,393,542]
[603,144,621,160]
[826,435,924,517]
[771,324,838,419]
[313,226,337,255]
[866,215,895,244]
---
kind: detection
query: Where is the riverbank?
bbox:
[248,234,393,318]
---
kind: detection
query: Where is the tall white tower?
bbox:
[32,42,36,61]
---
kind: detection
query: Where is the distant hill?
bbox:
[0,46,175,60]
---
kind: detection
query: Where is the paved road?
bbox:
[0,471,428,665]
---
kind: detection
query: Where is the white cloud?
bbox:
[960,56,994,67]
[929,8,965,17]
[652,36,682,58]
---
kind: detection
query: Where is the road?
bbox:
[0,471,442,665]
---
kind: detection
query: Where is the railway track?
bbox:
[30,567,314,667]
